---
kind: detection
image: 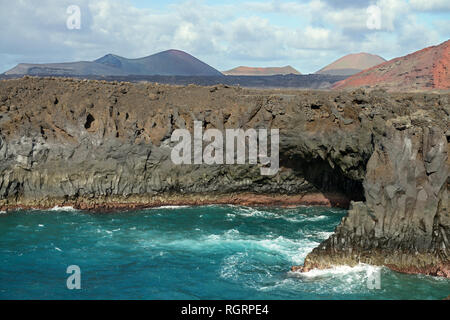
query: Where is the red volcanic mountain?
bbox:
[333,40,450,91]
[4,49,223,77]
[316,53,386,76]
[223,66,301,76]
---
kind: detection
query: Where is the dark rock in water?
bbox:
[0,77,448,277]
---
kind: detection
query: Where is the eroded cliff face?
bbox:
[298,120,450,277]
[0,77,448,276]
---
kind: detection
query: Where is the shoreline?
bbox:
[0,192,351,213]
[291,249,450,279]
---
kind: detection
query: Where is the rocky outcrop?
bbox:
[295,117,450,277]
[0,77,448,277]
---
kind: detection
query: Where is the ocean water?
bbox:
[0,205,448,300]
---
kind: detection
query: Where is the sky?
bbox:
[0,0,449,74]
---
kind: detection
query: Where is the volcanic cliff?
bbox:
[0,77,448,277]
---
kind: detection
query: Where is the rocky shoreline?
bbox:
[0,77,448,278]
[292,248,450,278]
[0,192,350,212]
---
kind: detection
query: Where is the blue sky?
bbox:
[0,0,448,74]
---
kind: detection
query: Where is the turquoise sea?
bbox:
[0,205,448,300]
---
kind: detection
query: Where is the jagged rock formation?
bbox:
[0,77,448,277]
[296,117,450,277]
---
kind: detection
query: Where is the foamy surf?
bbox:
[235,207,300,221]
[290,263,382,278]
[231,207,337,225]
[149,205,191,210]
[49,206,78,212]
[304,231,334,239]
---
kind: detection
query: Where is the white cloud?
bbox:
[410,0,450,11]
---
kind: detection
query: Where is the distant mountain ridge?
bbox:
[333,40,450,91]
[222,66,301,76]
[316,53,386,76]
[4,50,223,77]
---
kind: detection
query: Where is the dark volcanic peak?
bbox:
[135,49,223,76]
[4,50,223,77]
[94,54,124,68]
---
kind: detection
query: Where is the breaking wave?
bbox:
[49,206,79,212]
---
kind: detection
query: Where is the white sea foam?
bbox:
[232,206,331,224]
[290,263,382,278]
[305,215,328,221]
[237,207,295,221]
[220,252,248,280]
[303,231,334,240]
[49,206,78,212]
[258,264,381,293]
[150,205,191,210]
[235,207,276,218]
[165,231,320,265]
[279,216,304,223]
[315,231,334,239]
[225,229,240,236]
[281,263,385,295]
[257,278,298,291]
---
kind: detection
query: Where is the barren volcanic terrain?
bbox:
[222,66,301,76]
[334,40,450,91]
[0,77,448,278]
